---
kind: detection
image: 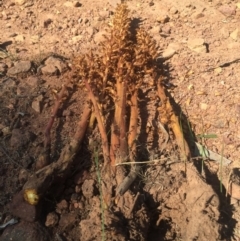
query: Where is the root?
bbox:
[23,102,91,195]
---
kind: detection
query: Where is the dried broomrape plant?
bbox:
[23,3,190,208]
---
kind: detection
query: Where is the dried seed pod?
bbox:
[24,189,39,205]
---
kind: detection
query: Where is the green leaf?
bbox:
[197,133,218,139]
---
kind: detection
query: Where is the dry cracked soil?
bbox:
[1,0,240,240]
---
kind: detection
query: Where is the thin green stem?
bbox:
[94,147,106,241]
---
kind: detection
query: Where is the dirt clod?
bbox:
[0,221,51,241]
[9,191,41,222]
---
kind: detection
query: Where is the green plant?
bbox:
[94,147,106,241]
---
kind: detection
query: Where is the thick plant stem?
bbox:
[116,90,139,196]
[128,90,138,159]
[111,59,128,164]
[157,80,190,160]
[85,80,111,166]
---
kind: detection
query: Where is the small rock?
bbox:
[192,11,205,19]
[45,212,59,227]
[82,179,95,198]
[161,25,171,34]
[200,103,208,110]
[0,221,51,241]
[15,34,25,42]
[156,14,170,23]
[187,37,206,53]
[27,76,43,88]
[2,127,11,135]
[71,35,83,43]
[44,56,68,74]
[30,35,40,44]
[9,190,41,222]
[98,10,110,19]
[149,26,161,35]
[230,28,239,40]
[40,65,58,75]
[86,26,95,37]
[7,60,32,75]
[31,95,43,113]
[14,0,27,5]
[169,6,178,14]
[162,47,176,59]
[218,4,236,16]
[56,200,68,214]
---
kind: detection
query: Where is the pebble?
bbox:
[82,179,95,198]
[169,6,178,14]
[27,76,43,88]
[156,14,170,23]
[187,37,206,53]
[191,11,205,19]
[40,64,58,75]
[149,26,160,35]
[71,35,83,43]
[230,28,239,41]
[218,4,236,17]
[44,56,68,74]
[56,200,68,214]
[7,60,31,75]
[161,25,171,34]
[15,34,25,42]
[30,35,40,44]
[45,212,59,227]
[9,190,40,222]
[31,95,43,113]
[200,102,208,110]
[162,47,176,59]
[14,0,27,5]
